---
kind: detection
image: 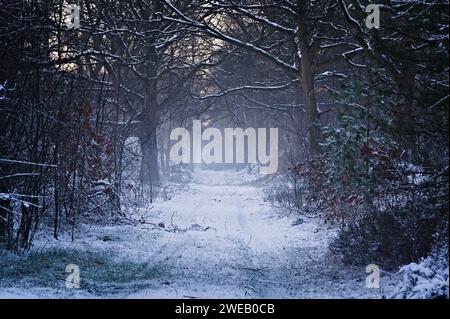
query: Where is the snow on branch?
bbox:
[192,79,299,100]
[0,159,57,168]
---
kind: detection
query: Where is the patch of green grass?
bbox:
[0,248,163,293]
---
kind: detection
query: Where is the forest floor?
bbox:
[0,170,396,298]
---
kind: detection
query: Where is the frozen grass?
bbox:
[0,247,167,296]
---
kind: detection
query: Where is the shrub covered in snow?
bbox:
[329,201,443,269]
[264,163,326,218]
[392,247,449,299]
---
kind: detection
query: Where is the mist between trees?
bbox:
[0,0,448,279]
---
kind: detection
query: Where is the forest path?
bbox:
[0,169,388,298]
[123,170,380,298]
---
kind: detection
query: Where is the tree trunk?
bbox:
[299,43,321,157]
[138,3,162,185]
[0,197,12,248]
[140,77,160,185]
[140,123,160,185]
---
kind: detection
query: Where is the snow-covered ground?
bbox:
[0,169,396,298]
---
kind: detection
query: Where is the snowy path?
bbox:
[0,170,391,298]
